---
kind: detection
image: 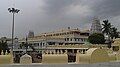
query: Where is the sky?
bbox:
[0,0,120,38]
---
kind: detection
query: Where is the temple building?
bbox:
[19,28,89,48]
[90,17,102,34]
[15,28,89,62]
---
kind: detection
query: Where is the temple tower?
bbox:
[90,17,102,34]
[28,31,34,38]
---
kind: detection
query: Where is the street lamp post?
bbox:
[25,36,28,54]
[8,8,20,51]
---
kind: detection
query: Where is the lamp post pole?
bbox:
[8,8,20,51]
[25,36,28,54]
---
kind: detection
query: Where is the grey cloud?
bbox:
[91,0,120,18]
[43,0,120,31]
[43,0,120,19]
[43,0,75,15]
[0,0,120,37]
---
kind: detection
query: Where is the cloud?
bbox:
[42,0,120,30]
[0,0,120,37]
[90,0,120,18]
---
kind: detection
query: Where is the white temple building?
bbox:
[19,28,90,50]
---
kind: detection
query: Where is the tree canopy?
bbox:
[0,40,9,55]
[102,20,112,35]
[110,27,119,39]
[88,33,105,44]
[102,20,119,39]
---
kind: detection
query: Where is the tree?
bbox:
[110,27,119,39]
[102,19,119,48]
[102,20,112,36]
[0,42,2,55]
[102,20,112,48]
[88,33,105,44]
[0,40,9,55]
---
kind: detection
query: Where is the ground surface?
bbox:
[0,62,120,67]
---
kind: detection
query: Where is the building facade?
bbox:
[19,28,90,50]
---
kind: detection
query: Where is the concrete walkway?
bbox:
[0,62,120,67]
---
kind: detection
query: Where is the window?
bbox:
[43,43,44,46]
[40,42,42,47]
[67,38,69,41]
[34,43,39,47]
[81,38,83,41]
[59,43,63,45]
[74,38,76,41]
[65,38,66,41]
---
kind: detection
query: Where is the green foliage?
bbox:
[102,20,119,39]
[102,19,119,48]
[110,27,119,39]
[102,20,112,35]
[0,40,9,55]
[88,33,105,44]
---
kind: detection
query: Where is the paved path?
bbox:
[0,62,120,67]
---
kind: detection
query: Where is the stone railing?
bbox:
[47,44,108,49]
[0,50,13,64]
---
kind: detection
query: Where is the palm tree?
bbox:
[102,20,112,36]
[110,27,119,39]
[102,20,112,48]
